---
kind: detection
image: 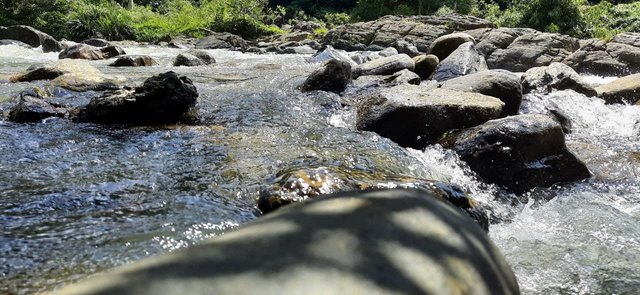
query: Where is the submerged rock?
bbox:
[173,50,216,67]
[59,44,125,60]
[440,114,591,194]
[432,42,487,81]
[9,60,121,92]
[412,54,439,80]
[78,71,198,124]
[301,59,352,93]
[354,54,414,78]
[58,188,519,295]
[595,73,640,104]
[433,69,522,116]
[109,55,157,67]
[521,62,596,96]
[356,85,504,148]
[8,93,66,123]
[257,166,488,231]
[428,32,476,61]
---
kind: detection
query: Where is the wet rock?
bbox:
[8,93,66,123]
[57,188,518,295]
[10,60,121,91]
[42,38,64,53]
[282,45,316,54]
[563,33,640,76]
[109,55,157,67]
[173,50,216,67]
[428,32,475,61]
[356,85,504,148]
[432,42,487,81]
[195,32,248,51]
[309,46,357,67]
[488,33,580,72]
[440,114,591,194]
[301,59,352,93]
[82,38,111,47]
[378,47,398,57]
[433,69,522,116]
[472,28,538,58]
[521,62,596,96]
[353,69,421,89]
[0,25,59,49]
[78,71,198,124]
[59,44,125,60]
[595,73,640,104]
[258,166,489,231]
[412,54,439,80]
[549,109,572,134]
[0,39,31,47]
[391,39,420,57]
[354,54,414,78]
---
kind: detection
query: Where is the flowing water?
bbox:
[0,44,638,295]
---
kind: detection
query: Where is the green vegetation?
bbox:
[0,0,639,42]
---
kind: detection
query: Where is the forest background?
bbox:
[0,0,638,43]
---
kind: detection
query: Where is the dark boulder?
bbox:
[595,73,640,104]
[563,33,640,76]
[428,32,475,61]
[301,59,352,93]
[353,69,421,89]
[195,32,248,51]
[77,71,198,124]
[391,39,420,57]
[356,85,504,148]
[8,93,66,123]
[440,114,591,194]
[0,39,31,47]
[42,38,64,53]
[282,45,316,54]
[432,42,487,81]
[59,44,125,60]
[10,60,121,92]
[57,188,519,295]
[471,28,538,58]
[109,55,157,67]
[354,54,414,78]
[488,33,580,72]
[521,62,596,96]
[412,54,439,80]
[173,50,216,66]
[82,38,111,47]
[0,25,58,49]
[433,69,522,116]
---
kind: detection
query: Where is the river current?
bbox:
[0,44,638,294]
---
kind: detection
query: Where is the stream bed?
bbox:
[0,44,639,294]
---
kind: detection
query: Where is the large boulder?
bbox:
[563,33,640,76]
[77,71,198,124]
[0,25,60,50]
[257,166,488,231]
[594,73,640,104]
[354,54,414,78]
[353,69,421,89]
[432,42,487,81]
[0,39,31,47]
[173,50,216,67]
[412,54,439,80]
[109,55,157,67]
[439,114,591,194]
[428,32,475,61]
[433,69,522,116]
[356,85,504,149]
[521,62,596,96]
[488,33,580,72]
[59,44,125,60]
[309,46,357,67]
[82,38,112,47]
[471,28,538,58]
[9,60,121,92]
[57,188,519,295]
[8,93,66,123]
[301,59,352,93]
[195,32,248,51]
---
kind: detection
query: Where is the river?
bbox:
[0,44,638,294]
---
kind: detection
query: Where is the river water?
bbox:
[0,45,638,294]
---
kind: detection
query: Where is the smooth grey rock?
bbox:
[57,188,519,295]
[9,60,121,92]
[173,50,215,67]
[379,47,399,57]
[428,32,475,61]
[301,59,352,93]
[77,71,198,124]
[356,85,504,148]
[0,39,31,47]
[282,45,316,54]
[59,44,125,60]
[310,46,357,67]
[412,54,439,80]
[488,33,579,72]
[8,94,66,123]
[392,39,420,57]
[472,28,538,58]
[434,69,522,116]
[521,62,596,96]
[82,38,111,47]
[109,55,157,67]
[440,114,591,194]
[354,69,421,89]
[563,34,640,76]
[354,54,414,78]
[195,32,248,51]
[0,25,58,48]
[595,73,640,104]
[432,42,487,81]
